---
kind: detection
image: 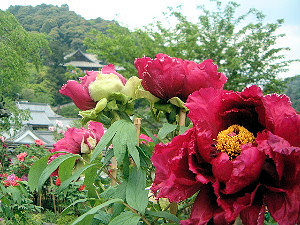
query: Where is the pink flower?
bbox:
[78,184,86,191]
[55,178,62,186]
[17,152,28,161]
[3,174,23,186]
[135,53,227,101]
[0,173,8,178]
[49,126,55,132]
[151,86,300,225]
[60,65,127,110]
[35,139,46,146]
[0,136,5,142]
[49,121,105,165]
[139,134,154,145]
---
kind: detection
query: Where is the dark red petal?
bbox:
[180,59,227,100]
[263,93,298,137]
[213,145,265,194]
[213,182,261,222]
[257,130,300,185]
[264,186,300,225]
[181,185,227,225]
[240,204,266,225]
[88,121,105,142]
[80,71,99,88]
[142,55,185,100]
[187,88,224,134]
[59,80,96,110]
[151,128,202,202]
[134,56,152,79]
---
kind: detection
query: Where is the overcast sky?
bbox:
[1,0,299,78]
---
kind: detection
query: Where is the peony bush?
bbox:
[27,53,300,225]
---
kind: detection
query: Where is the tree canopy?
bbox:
[0,10,49,99]
[85,1,295,92]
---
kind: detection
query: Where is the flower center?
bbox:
[216,125,255,159]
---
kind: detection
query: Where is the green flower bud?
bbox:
[89,73,124,101]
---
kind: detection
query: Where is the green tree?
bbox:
[85,24,169,77]
[284,75,300,112]
[0,10,48,133]
[85,1,296,92]
[0,10,49,98]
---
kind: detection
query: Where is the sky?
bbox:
[1,0,299,78]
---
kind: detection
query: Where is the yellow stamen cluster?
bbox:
[216,125,255,159]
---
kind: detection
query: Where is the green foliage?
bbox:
[284,75,300,111]
[85,1,296,92]
[0,97,30,135]
[8,4,116,51]
[85,24,169,77]
[0,10,49,99]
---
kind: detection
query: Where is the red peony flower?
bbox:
[50,121,105,158]
[60,65,127,111]
[139,134,154,145]
[78,184,86,191]
[134,53,227,101]
[55,178,62,186]
[17,152,28,161]
[3,174,23,187]
[35,139,46,146]
[151,86,300,225]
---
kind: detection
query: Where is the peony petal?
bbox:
[240,204,266,225]
[60,80,96,110]
[180,59,227,100]
[101,64,127,85]
[88,121,105,142]
[257,130,300,185]
[151,128,202,202]
[187,88,224,134]
[264,186,300,225]
[213,145,265,194]
[181,185,227,225]
[263,93,300,146]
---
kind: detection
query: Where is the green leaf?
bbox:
[146,210,181,223]
[179,125,190,135]
[28,153,54,191]
[58,163,97,192]
[61,198,96,215]
[158,123,178,139]
[108,211,141,225]
[112,121,127,163]
[91,120,127,162]
[71,198,123,225]
[126,167,148,214]
[84,166,98,198]
[169,97,189,112]
[38,154,81,191]
[123,121,140,168]
[58,156,78,181]
[7,186,22,204]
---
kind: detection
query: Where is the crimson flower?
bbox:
[17,152,28,161]
[60,64,127,110]
[3,174,23,187]
[78,184,86,191]
[135,53,227,101]
[49,121,105,177]
[151,86,300,225]
[35,139,46,146]
[55,178,62,186]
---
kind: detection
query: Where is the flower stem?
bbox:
[170,109,187,217]
[123,202,152,225]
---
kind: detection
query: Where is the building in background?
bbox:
[5,101,77,147]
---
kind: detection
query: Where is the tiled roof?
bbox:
[64,61,105,68]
